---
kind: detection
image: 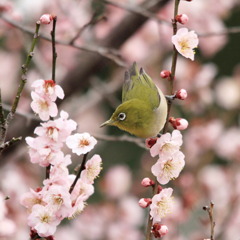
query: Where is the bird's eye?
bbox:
[118,112,126,121]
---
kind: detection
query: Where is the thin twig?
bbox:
[0,90,6,145]
[94,133,146,149]
[51,16,57,82]
[69,13,107,45]
[69,153,88,194]
[203,202,216,240]
[145,0,180,239]
[0,15,127,67]
[0,136,22,151]
[102,0,171,25]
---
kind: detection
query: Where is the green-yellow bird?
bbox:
[100,62,168,138]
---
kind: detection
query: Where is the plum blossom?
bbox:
[150,188,174,222]
[150,130,183,158]
[80,154,102,184]
[151,151,185,184]
[27,204,61,237]
[66,132,97,156]
[31,92,58,121]
[34,111,77,143]
[42,185,72,219]
[172,28,199,60]
[20,188,45,210]
[31,79,64,101]
[26,136,62,167]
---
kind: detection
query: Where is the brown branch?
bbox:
[203,202,216,240]
[69,13,107,45]
[102,0,171,25]
[69,153,88,194]
[94,133,146,149]
[0,15,127,68]
[0,21,40,154]
[51,16,57,82]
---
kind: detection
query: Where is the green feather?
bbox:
[122,62,160,110]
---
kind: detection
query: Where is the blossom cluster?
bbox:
[21,79,102,238]
[140,130,185,237]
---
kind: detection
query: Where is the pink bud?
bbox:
[145,137,158,148]
[175,14,189,24]
[152,223,168,238]
[138,198,152,208]
[40,14,53,24]
[141,177,155,187]
[176,89,188,100]
[169,117,189,130]
[160,70,171,79]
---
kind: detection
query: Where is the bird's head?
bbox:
[100,99,154,138]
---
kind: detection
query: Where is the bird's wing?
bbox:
[122,62,161,110]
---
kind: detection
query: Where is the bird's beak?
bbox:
[100,119,115,128]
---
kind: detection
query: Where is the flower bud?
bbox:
[141,177,155,187]
[152,223,168,238]
[169,117,189,130]
[138,198,152,208]
[175,14,189,24]
[40,14,53,24]
[176,89,188,100]
[145,137,158,148]
[160,70,171,79]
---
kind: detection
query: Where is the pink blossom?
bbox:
[42,185,72,219]
[150,188,174,222]
[141,177,155,187]
[172,28,199,60]
[26,136,62,167]
[80,154,102,184]
[31,92,58,121]
[151,151,185,184]
[20,188,45,210]
[176,89,188,100]
[150,130,183,158]
[66,132,97,156]
[70,179,94,203]
[151,223,168,238]
[169,117,189,130]
[40,14,53,24]
[31,79,64,101]
[27,204,61,237]
[160,70,171,79]
[70,179,94,218]
[138,198,152,208]
[175,14,189,25]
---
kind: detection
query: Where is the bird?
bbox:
[100,62,168,138]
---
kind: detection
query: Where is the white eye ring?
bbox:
[118,112,126,121]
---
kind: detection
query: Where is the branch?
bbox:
[51,16,57,82]
[0,21,40,154]
[203,202,216,240]
[94,133,146,149]
[102,0,171,25]
[0,15,127,68]
[69,153,88,194]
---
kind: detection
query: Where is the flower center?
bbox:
[40,213,51,223]
[79,139,90,147]
[157,197,174,218]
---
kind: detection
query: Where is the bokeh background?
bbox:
[0,0,240,239]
